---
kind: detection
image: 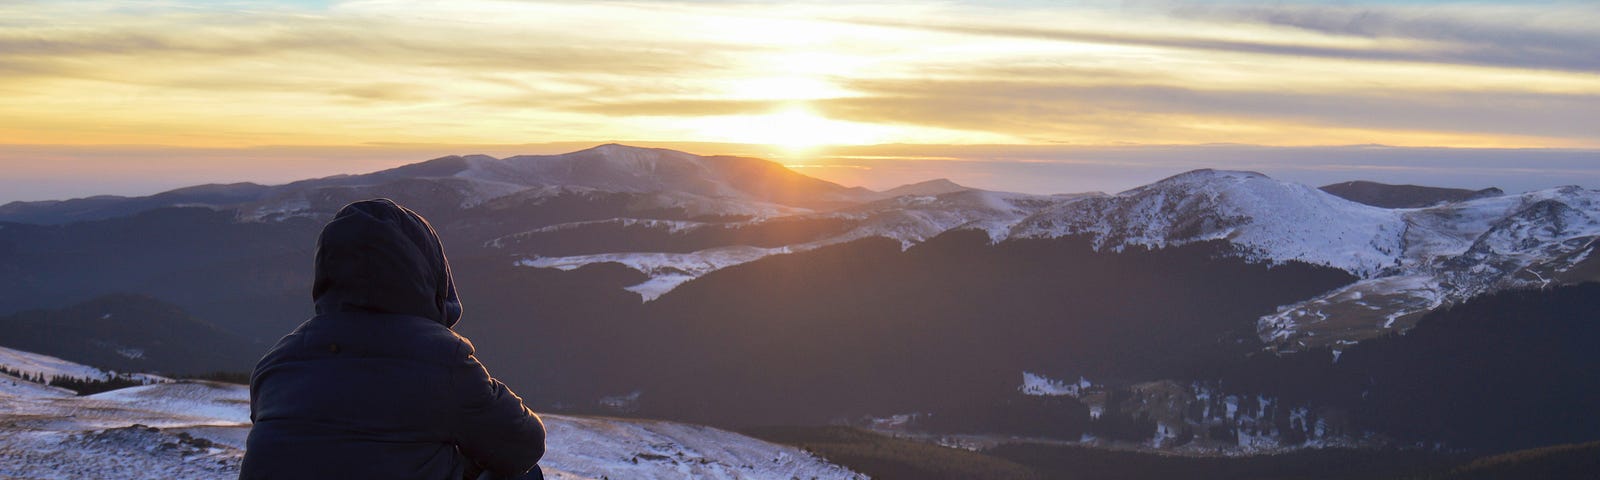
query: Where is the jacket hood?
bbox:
[312,199,463,328]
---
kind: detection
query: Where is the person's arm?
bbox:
[449,339,546,476]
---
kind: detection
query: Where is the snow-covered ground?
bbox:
[0,345,117,381]
[0,348,861,480]
[542,416,863,480]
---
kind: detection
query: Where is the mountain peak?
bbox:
[1160,168,1270,183]
[580,143,666,156]
[881,178,969,197]
[1116,169,1275,197]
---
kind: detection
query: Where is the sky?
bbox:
[1,0,1597,201]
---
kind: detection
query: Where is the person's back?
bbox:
[242,199,545,480]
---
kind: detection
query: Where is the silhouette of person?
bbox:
[241,199,545,480]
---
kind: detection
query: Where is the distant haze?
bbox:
[2,142,1595,203]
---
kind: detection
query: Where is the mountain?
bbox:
[1011,169,1404,276]
[1260,186,1600,351]
[510,166,1600,351]
[0,144,870,226]
[1224,283,1600,452]
[0,294,261,374]
[220,142,876,222]
[0,183,272,225]
[878,178,970,198]
[1321,180,1502,209]
[3,144,1599,457]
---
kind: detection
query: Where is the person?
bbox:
[241,199,545,480]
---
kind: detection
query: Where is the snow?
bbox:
[534,218,709,235]
[1010,169,1406,276]
[237,194,312,222]
[831,189,1072,244]
[975,170,1600,350]
[492,166,1600,352]
[0,345,115,381]
[1259,186,1600,350]
[540,416,863,480]
[453,177,533,208]
[87,383,252,425]
[457,144,855,211]
[0,372,75,397]
[0,427,241,480]
[487,218,715,249]
[1020,372,1092,398]
[517,246,790,301]
[514,188,1076,300]
[0,346,862,480]
[510,171,1600,348]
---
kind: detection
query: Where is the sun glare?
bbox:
[687,108,886,152]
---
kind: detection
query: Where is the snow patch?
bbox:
[0,345,114,382]
[517,246,789,301]
[1020,371,1092,398]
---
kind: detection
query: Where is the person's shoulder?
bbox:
[297,312,468,363]
[390,315,473,363]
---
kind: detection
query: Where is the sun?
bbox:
[684,107,890,152]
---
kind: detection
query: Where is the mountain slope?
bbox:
[0,345,116,382]
[1261,186,1600,350]
[0,183,272,225]
[235,145,850,223]
[1011,169,1405,276]
[10,150,1593,353]
[0,294,262,374]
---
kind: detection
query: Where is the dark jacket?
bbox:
[241,199,545,480]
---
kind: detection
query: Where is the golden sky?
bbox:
[1,0,1597,200]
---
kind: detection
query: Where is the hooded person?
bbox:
[241,199,545,480]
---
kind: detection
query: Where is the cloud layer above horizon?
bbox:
[2,0,1597,149]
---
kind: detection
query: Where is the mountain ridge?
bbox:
[5,144,1597,352]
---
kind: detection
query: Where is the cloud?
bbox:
[846,5,1600,73]
[818,79,1600,144]
[568,99,788,116]
[0,0,1594,148]
[1175,3,1597,46]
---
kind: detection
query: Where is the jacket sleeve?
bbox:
[449,339,546,475]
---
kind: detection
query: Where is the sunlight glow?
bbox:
[688,108,887,152]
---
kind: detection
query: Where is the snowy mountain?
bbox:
[511,187,1076,300]
[511,165,1600,352]
[0,144,870,225]
[7,145,1596,353]
[232,142,876,222]
[1258,186,1600,351]
[0,347,862,480]
[5,144,1600,459]
[1009,169,1405,276]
